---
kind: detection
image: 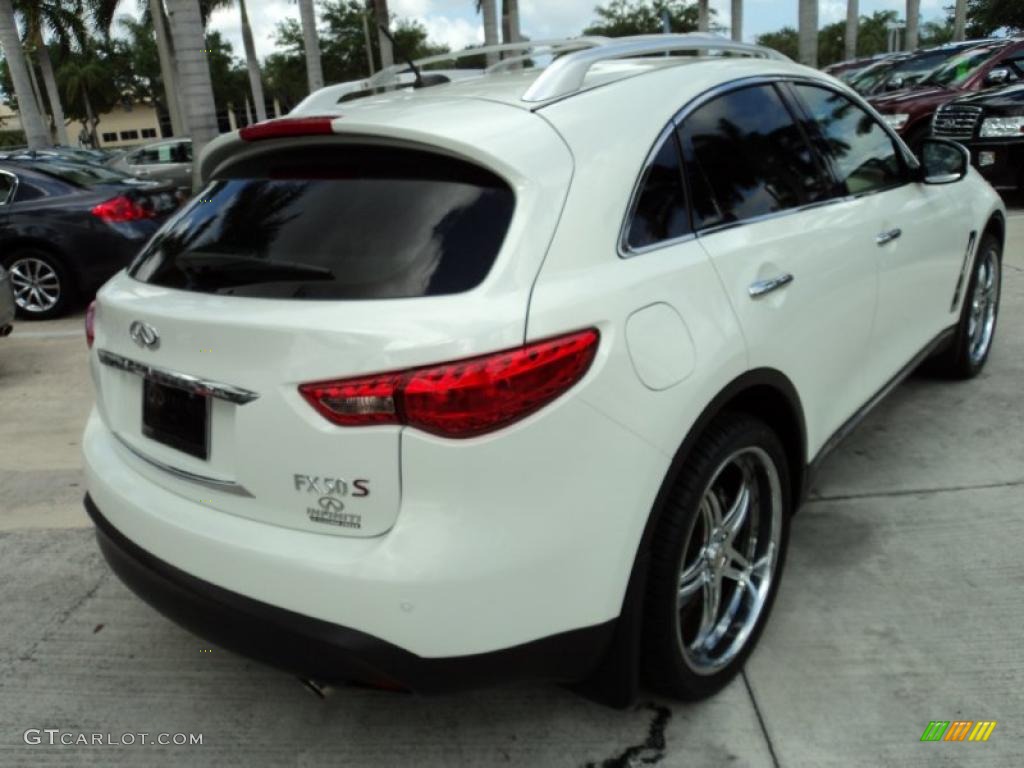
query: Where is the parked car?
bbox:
[823,52,898,83]
[870,38,1024,148]
[0,263,14,337]
[106,138,193,193]
[933,81,1024,189]
[82,36,1004,705]
[0,161,179,319]
[849,41,993,96]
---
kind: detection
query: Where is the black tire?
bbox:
[929,232,1001,379]
[641,413,791,701]
[2,248,73,320]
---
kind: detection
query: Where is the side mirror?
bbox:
[985,67,1011,86]
[919,138,969,184]
[886,75,905,91]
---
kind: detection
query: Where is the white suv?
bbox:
[83,36,1004,705]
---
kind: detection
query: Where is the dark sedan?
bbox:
[0,161,179,319]
[933,82,1024,189]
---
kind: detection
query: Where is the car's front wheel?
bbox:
[3,249,71,320]
[642,414,791,700]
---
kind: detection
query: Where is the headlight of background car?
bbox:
[882,113,910,130]
[979,116,1024,138]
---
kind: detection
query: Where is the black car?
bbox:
[0,161,178,319]
[932,82,1024,189]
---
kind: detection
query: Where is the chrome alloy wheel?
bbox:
[967,246,999,366]
[9,257,61,314]
[675,446,783,676]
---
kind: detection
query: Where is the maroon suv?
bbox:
[870,39,1024,149]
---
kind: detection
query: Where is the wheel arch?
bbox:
[574,368,807,707]
[1,236,75,276]
[982,209,1005,252]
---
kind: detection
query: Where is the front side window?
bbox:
[794,84,905,196]
[679,84,828,230]
[625,134,689,250]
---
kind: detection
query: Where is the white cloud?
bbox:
[419,16,484,50]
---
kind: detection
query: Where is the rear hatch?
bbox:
[91,109,572,537]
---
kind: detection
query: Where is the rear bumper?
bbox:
[86,493,613,693]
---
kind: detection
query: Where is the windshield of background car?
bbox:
[128,145,516,299]
[923,46,1004,87]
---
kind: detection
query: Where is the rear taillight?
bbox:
[91,195,156,223]
[85,300,96,348]
[239,116,337,142]
[299,329,599,438]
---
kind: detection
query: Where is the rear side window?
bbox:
[129,146,515,299]
[625,134,689,250]
[0,172,13,204]
[679,84,828,230]
[793,84,905,196]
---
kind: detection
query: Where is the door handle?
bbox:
[876,228,902,246]
[748,273,794,298]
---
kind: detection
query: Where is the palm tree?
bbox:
[798,0,818,67]
[905,0,919,50]
[0,0,50,147]
[730,0,742,41]
[477,0,498,66]
[844,0,857,60]
[373,0,392,68]
[237,0,266,122]
[16,0,87,146]
[165,0,219,154]
[58,51,106,146]
[952,0,967,41]
[149,0,186,135]
[297,0,323,93]
[697,0,709,32]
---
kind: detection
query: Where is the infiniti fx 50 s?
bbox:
[82,35,1004,705]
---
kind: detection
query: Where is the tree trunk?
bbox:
[697,0,709,32]
[506,0,520,42]
[34,30,70,145]
[845,0,858,60]
[373,0,393,69]
[798,0,818,68]
[82,86,97,147]
[481,0,499,67]
[952,0,967,42]
[730,0,742,41]
[361,8,375,75]
[151,0,186,136]
[166,0,220,157]
[905,0,919,51]
[0,0,50,148]
[239,0,267,122]
[298,0,323,92]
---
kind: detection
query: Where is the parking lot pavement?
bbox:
[1,204,1022,766]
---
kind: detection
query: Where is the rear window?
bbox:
[37,163,134,187]
[128,146,515,299]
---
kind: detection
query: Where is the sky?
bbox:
[121,1,958,63]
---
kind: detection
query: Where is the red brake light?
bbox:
[85,300,96,348]
[91,195,155,222]
[299,329,599,438]
[239,116,337,142]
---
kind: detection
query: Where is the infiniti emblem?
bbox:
[129,320,160,350]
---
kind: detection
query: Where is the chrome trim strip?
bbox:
[748,273,794,298]
[951,231,978,312]
[97,349,259,405]
[112,433,254,497]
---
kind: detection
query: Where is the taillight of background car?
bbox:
[299,329,600,438]
[91,196,157,223]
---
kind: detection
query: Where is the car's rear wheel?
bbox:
[930,232,1001,379]
[642,414,790,700]
[4,249,71,320]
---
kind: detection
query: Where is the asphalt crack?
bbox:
[742,671,781,768]
[584,702,672,768]
[809,478,1024,503]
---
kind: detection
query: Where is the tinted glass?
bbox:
[680,84,827,229]
[36,163,134,188]
[0,173,13,204]
[626,135,689,249]
[129,146,515,299]
[794,84,905,196]
[923,46,1005,87]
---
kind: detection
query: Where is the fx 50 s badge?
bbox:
[293,474,370,498]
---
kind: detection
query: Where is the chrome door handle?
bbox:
[748,273,794,298]
[876,228,902,246]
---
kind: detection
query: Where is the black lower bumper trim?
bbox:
[84,494,615,693]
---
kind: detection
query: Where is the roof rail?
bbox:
[522,34,789,103]
[367,37,611,87]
